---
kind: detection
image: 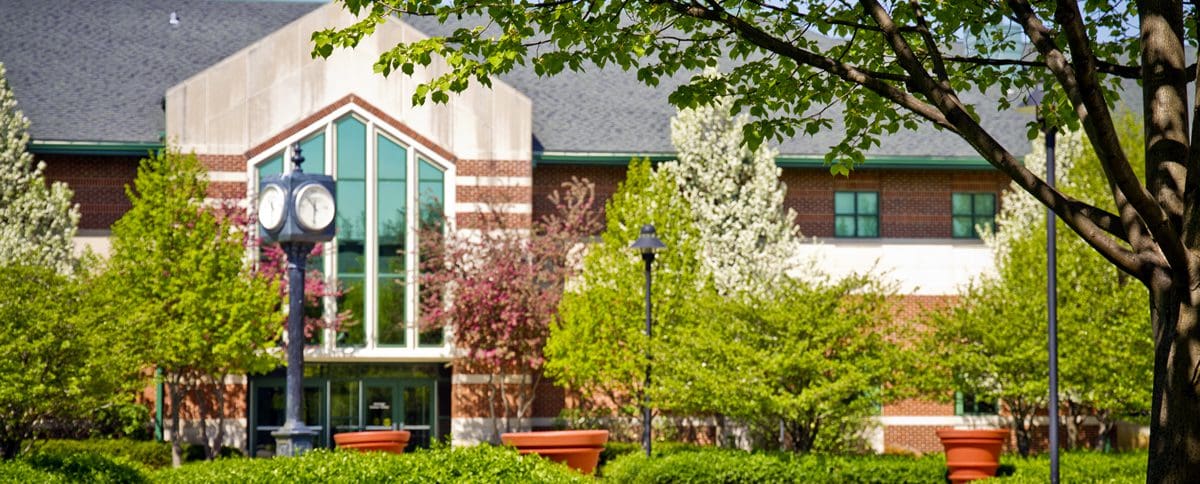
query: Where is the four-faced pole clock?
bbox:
[257,142,336,457]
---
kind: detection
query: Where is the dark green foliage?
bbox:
[986,451,1146,483]
[0,459,69,483]
[37,440,172,469]
[152,446,586,484]
[602,447,946,484]
[20,451,147,483]
[602,447,1148,484]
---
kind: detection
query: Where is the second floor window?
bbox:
[952,193,996,238]
[834,191,879,237]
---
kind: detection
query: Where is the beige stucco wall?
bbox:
[165,3,531,161]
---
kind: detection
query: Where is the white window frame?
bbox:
[247,103,456,361]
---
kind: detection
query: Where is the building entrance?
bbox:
[248,363,449,457]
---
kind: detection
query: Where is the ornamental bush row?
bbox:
[602,447,947,483]
[603,446,1149,484]
[985,451,1147,483]
[0,445,585,483]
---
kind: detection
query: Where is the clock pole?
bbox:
[264,142,334,457]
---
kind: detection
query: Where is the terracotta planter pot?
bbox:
[501,430,609,474]
[936,429,1009,483]
[333,430,412,455]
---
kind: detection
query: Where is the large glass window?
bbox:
[253,112,449,351]
[834,191,879,237]
[417,158,445,347]
[336,117,367,346]
[952,193,996,238]
[377,135,407,346]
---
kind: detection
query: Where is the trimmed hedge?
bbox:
[603,447,946,483]
[152,445,588,483]
[0,451,148,483]
[985,451,1146,483]
[37,439,172,469]
[603,446,1148,484]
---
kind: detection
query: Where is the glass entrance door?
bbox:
[359,380,434,448]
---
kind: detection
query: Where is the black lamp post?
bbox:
[630,224,665,458]
[258,143,337,456]
[1027,88,1060,483]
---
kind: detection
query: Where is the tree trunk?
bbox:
[0,438,20,460]
[1094,408,1115,452]
[168,377,183,468]
[1063,399,1082,451]
[1147,282,1200,483]
[196,374,211,460]
[1008,403,1032,458]
[209,375,227,460]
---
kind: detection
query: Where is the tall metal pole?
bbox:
[642,252,655,458]
[1045,127,1060,484]
[271,143,318,457]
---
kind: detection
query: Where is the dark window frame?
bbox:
[834,191,880,238]
[951,192,997,239]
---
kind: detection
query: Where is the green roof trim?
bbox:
[29,140,164,156]
[534,151,995,170]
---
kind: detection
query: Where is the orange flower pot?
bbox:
[501,430,609,474]
[936,429,1009,483]
[333,430,412,454]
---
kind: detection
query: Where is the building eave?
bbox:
[29,140,164,157]
[533,150,996,170]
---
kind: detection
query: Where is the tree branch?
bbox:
[1055,0,1187,276]
[908,1,949,83]
[942,55,1151,80]
[862,0,1144,277]
[653,0,956,133]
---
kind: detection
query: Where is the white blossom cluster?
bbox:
[0,63,79,274]
[982,128,1085,261]
[665,95,803,296]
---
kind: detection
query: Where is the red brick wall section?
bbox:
[885,425,959,454]
[534,165,1010,239]
[786,168,1009,238]
[533,165,626,230]
[39,154,140,230]
[450,375,565,420]
[198,154,245,173]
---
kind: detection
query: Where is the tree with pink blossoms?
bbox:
[418,178,601,442]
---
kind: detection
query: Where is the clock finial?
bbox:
[291,142,305,173]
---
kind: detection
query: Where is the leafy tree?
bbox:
[0,266,139,459]
[315,3,1200,477]
[0,62,78,273]
[664,92,803,297]
[105,150,281,466]
[658,274,901,452]
[419,178,601,442]
[545,159,706,440]
[923,119,1151,456]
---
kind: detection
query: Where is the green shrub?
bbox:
[985,451,1146,483]
[0,459,70,483]
[21,451,147,483]
[152,445,587,483]
[602,447,945,484]
[38,439,172,469]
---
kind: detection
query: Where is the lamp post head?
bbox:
[291,142,305,173]
[630,224,666,260]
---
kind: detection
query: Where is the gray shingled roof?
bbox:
[0,0,1125,159]
[0,0,320,144]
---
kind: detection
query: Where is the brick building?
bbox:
[0,0,1070,455]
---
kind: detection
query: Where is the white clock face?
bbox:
[295,183,336,232]
[257,184,286,231]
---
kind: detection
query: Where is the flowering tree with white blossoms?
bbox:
[665,94,802,296]
[0,62,79,273]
